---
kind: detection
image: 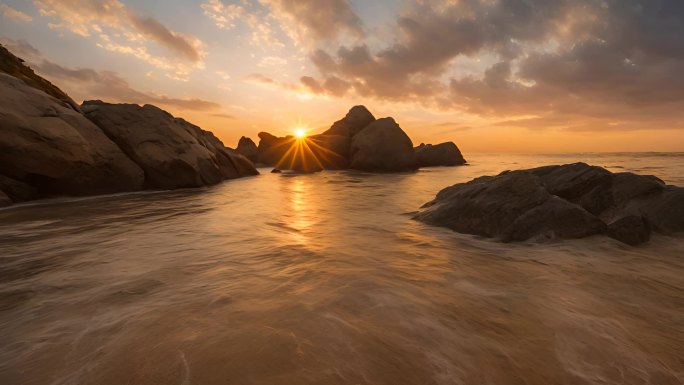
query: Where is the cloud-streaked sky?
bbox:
[1,0,683,152]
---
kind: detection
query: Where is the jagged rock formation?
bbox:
[236,136,259,164]
[415,163,684,245]
[415,142,466,167]
[82,101,258,189]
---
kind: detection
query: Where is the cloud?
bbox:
[300,75,350,97]
[301,0,684,131]
[1,38,219,111]
[259,0,363,43]
[211,113,237,119]
[0,3,33,22]
[34,0,204,78]
[201,0,363,48]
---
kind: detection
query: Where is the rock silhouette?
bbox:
[415,163,684,245]
[350,118,417,172]
[256,106,461,173]
[415,142,466,167]
[236,136,259,164]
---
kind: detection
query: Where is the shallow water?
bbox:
[1,153,683,385]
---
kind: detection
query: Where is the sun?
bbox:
[294,128,307,139]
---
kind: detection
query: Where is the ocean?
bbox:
[1,153,683,384]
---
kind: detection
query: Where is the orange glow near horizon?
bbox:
[294,128,307,139]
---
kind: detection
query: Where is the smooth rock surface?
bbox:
[415,142,466,167]
[416,163,684,245]
[0,44,80,111]
[83,101,258,189]
[0,74,145,200]
[350,118,417,172]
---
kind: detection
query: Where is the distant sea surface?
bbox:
[1,153,683,385]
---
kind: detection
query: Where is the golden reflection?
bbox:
[288,178,316,246]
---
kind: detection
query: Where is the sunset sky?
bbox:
[1,0,683,152]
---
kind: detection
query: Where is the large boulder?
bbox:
[350,118,417,172]
[0,73,145,201]
[322,105,375,137]
[415,170,605,242]
[415,142,466,167]
[0,174,37,203]
[415,163,684,245]
[236,136,258,164]
[607,215,651,246]
[0,190,11,208]
[82,101,258,189]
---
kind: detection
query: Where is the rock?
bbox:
[257,132,289,166]
[0,44,80,111]
[306,134,351,169]
[350,118,417,172]
[415,170,605,242]
[82,101,258,189]
[530,163,614,215]
[607,215,651,246]
[611,172,665,205]
[322,105,375,137]
[236,136,258,164]
[634,186,684,234]
[0,190,11,207]
[416,163,684,245]
[0,73,145,198]
[271,168,282,174]
[256,132,349,172]
[415,142,466,167]
[0,175,37,202]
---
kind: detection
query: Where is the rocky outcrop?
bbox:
[322,105,375,137]
[0,190,11,208]
[0,44,258,206]
[415,142,466,167]
[256,106,466,173]
[607,215,651,246]
[82,101,258,189]
[0,44,79,111]
[0,175,37,203]
[236,136,258,164]
[415,163,684,245]
[350,118,417,172]
[0,73,145,201]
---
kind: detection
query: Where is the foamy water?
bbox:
[1,153,683,385]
